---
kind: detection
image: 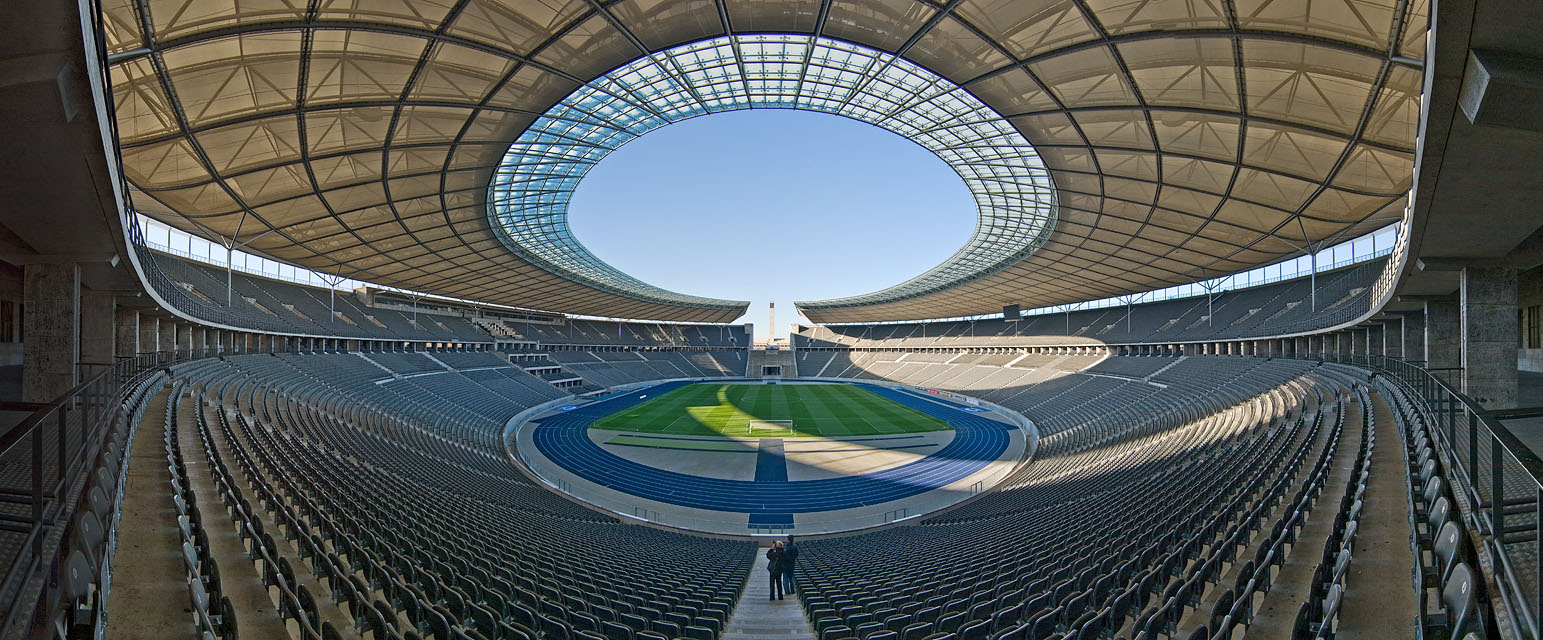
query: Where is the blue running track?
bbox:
[530,381,1014,515]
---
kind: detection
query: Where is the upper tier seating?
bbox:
[511,319,747,348]
[793,258,1387,350]
[547,349,746,387]
[140,247,490,342]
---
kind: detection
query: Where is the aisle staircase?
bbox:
[722,551,814,640]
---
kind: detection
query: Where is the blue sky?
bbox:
[569,110,976,340]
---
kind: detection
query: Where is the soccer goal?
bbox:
[727,419,795,437]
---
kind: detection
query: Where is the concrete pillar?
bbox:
[193,325,207,357]
[1383,321,1403,359]
[114,308,138,360]
[1367,325,1383,357]
[139,314,159,354]
[21,264,80,403]
[179,322,194,353]
[158,318,175,356]
[1426,300,1461,370]
[1403,313,1425,363]
[1462,266,1519,409]
[79,292,114,367]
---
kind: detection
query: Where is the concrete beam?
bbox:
[1460,50,1543,133]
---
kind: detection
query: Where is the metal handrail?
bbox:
[1338,354,1543,640]
[0,350,209,636]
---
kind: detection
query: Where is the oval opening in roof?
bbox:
[568,109,975,331]
[487,33,1057,315]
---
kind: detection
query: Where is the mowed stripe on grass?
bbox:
[590,383,950,438]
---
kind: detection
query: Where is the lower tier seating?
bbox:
[98,353,1471,640]
[159,357,756,640]
[795,368,1365,640]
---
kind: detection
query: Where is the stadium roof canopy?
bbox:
[105,0,1426,324]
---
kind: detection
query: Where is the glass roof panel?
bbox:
[489,33,1058,309]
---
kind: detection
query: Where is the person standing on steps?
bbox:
[766,541,786,601]
[781,535,799,596]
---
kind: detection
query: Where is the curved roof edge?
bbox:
[489,34,1055,317]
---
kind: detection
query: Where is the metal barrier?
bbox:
[0,350,206,636]
[1340,354,1543,640]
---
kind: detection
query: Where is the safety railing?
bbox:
[0,350,213,635]
[1338,354,1543,640]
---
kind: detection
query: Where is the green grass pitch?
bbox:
[591,383,952,438]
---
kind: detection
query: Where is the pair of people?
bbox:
[766,536,798,600]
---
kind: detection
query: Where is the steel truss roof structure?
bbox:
[104,0,1425,324]
[490,34,1055,312]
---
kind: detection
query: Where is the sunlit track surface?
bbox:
[531,382,1014,514]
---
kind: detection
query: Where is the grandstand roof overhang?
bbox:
[104,0,1425,324]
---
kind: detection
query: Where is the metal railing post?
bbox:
[1493,436,1506,540]
[1471,413,1481,513]
[56,407,68,503]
